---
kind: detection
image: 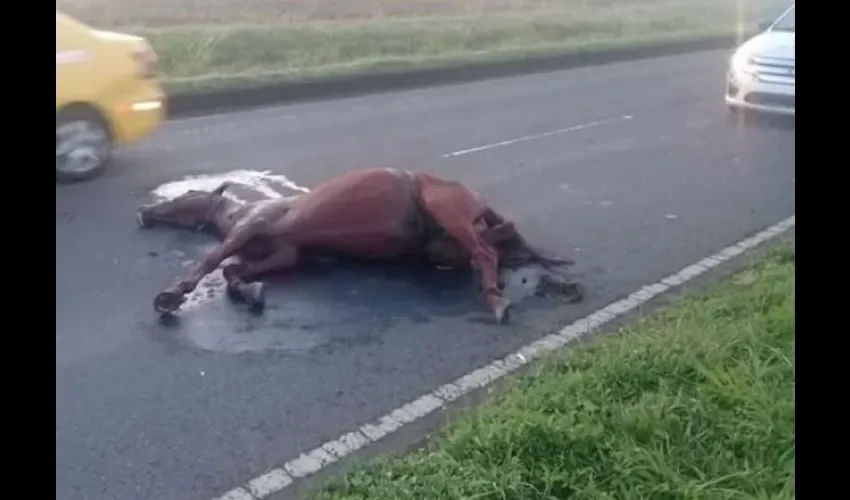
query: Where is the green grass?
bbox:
[59,0,790,94]
[306,242,796,500]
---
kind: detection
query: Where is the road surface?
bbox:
[56,49,795,500]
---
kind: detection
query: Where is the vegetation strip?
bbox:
[306,242,795,500]
[58,0,786,94]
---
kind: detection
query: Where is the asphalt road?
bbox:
[56,49,795,500]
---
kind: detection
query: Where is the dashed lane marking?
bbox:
[442,115,634,157]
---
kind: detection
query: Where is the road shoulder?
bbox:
[303,232,795,499]
[218,219,795,500]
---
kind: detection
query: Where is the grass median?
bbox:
[58,0,789,94]
[307,241,795,500]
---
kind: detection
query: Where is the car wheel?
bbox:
[56,106,113,183]
[726,103,745,124]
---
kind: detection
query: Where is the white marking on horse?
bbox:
[149,170,311,313]
[151,169,311,204]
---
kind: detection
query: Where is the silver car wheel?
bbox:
[56,118,110,178]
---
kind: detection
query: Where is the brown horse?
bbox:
[137,167,579,323]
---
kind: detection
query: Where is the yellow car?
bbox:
[56,11,166,182]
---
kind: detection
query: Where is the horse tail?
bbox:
[480,206,574,269]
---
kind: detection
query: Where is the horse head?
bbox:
[137,182,233,231]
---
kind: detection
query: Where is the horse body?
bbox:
[138,167,577,323]
[275,168,425,259]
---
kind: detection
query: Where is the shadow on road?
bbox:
[148,250,580,356]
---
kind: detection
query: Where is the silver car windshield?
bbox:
[771,6,795,32]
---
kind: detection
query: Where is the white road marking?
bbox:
[442,115,634,158]
[210,214,795,500]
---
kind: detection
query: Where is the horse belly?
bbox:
[285,173,417,257]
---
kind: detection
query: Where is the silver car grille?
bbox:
[750,55,795,84]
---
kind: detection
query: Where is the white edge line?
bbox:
[212,214,795,500]
[442,114,634,158]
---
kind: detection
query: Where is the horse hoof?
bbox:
[229,282,266,311]
[137,210,153,228]
[154,291,185,315]
[245,283,266,311]
[493,298,512,324]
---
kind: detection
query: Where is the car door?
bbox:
[56,12,97,109]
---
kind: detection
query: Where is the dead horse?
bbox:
[137,167,577,324]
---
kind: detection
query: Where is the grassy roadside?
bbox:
[58,0,789,94]
[306,242,795,500]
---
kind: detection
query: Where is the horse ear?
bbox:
[212,182,231,195]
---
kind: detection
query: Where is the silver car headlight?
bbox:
[729,50,758,83]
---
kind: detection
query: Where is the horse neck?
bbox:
[210,196,300,237]
[210,199,248,237]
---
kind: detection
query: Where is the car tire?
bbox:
[56,105,113,183]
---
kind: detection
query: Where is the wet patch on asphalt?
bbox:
[152,243,577,355]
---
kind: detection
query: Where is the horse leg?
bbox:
[221,245,300,312]
[426,223,518,268]
[154,219,269,314]
[419,192,511,323]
